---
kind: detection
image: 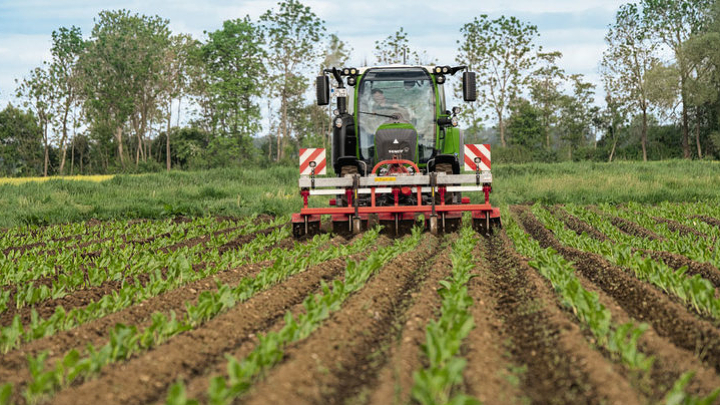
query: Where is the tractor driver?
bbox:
[371,89,409,122]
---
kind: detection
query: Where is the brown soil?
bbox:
[176,236,387,403]
[547,206,720,290]
[512,205,720,374]
[1,222,281,327]
[0,225,277,329]
[548,205,609,242]
[654,217,707,238]
[484,228,640,405]
[461,238,526,405]
[588,207,664,241]
[217,225,279,254]
[367,235,457,405]
[516,207,720,402]
[644,250,720,288]
[0,234,334,395]
[694,215,720,229]
[513,213,720,400]
[49,239,372,405]
[241,234,440,405]
[158,225,240,253]
[3,211,720,404]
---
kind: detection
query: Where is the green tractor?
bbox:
[292,64,500,237]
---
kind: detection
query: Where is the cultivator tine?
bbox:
[429,215,438,235]
[353,217,362,235]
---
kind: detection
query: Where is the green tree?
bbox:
[16,67,54,176]
[680,25,719,158]
[598,75,629,162]
[126,14,171,167]
[557,75,596,160]
[162,34,200,171]
[602,3,659,162]
[528,51,565,149]
[260,0,326,162]
[642,0,713,159]
[0,104,43,176]
[457,15,540,147]
[373,27,432,65]
[202,17,266,157]
[78,10,170,170]
[48,25,84,175]
[506,98,543,150]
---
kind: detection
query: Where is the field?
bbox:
[1,162,720,404]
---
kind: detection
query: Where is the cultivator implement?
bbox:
[292,145,501,238]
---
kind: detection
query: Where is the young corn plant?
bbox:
[167,227,423,405]
[22,230,376,402]
[663,371,720,405]
[506,211,654,371]
[533,205,720,320]
[411,226,479,405]
[0,220,288,353]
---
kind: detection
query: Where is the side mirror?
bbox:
[316,75,330,106]
[462,71,477,102]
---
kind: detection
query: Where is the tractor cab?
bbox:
[318,65,474,176]
[356,67,436,167]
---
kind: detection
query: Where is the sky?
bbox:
[0,0,627,111]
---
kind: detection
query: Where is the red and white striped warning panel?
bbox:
[299,148,326,175]
[464,144,491,171]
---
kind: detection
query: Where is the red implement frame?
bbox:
[295,158,497,218]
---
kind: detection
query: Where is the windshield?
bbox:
[357,68,436,162]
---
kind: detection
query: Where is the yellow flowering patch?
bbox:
[0,175,114,185]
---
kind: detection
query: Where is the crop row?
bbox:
[598,202,720,269]
[411,226,478,405]
[12,229,380,403]
[0,216,220,261]
[532,205,720,320]
[0,218,287,353]
[510,208,720,403]
[506,211,653,370]
[0,216,251,296]
[166,228,420,404]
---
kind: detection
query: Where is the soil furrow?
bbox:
[176,237,372,403]
[549,205,609,242]
[694,214,720,229]
[366,236,455,405]
[644,251,720,288]
[241,234,440,405]
[461,238,525,405]
[0,225,284,328]
[588,207,664,241]
[48,237,364,405]
[512,205,720,374]
[654,217,707,238]
[487,228,640,405]
[513,208,720,400]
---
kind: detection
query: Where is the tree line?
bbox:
[458,0,720,163]
[1,0,718,178]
